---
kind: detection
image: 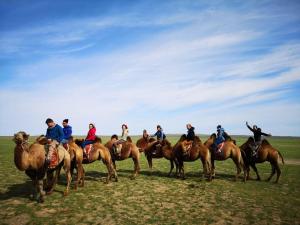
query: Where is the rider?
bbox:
[186,124,195,141]
[113,124,129,155]
[143,129,149,139]
[81,123,96,150]
[246,121,272,156]
[214,125,226,153]
[45,118,65,168]
[151,125,166,154]
[61,119,72,146]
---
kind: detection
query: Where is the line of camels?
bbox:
[13,131,284,203]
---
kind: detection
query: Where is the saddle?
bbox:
[46,144,60,169]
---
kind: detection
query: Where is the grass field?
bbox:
[0,135,299,225]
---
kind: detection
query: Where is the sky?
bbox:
[0,0,300,136]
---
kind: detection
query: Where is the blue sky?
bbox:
[0,0,300,136]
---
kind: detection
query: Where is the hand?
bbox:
[47,139,52,144]
[246,121,248,125]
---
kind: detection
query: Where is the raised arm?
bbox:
[246,122,254,132]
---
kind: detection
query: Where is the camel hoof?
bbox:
[63,191,69,196]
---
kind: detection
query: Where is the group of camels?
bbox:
[13,130,284,203]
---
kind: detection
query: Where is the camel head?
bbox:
[204,133,216,148]
[13,131,29,144]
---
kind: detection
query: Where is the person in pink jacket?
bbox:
[81,123,96,149]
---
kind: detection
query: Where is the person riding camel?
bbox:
[81,123,96,157]
[214,125,226,153]
[246,121,272,157]
[150,125,166,155]
[113,124,129,156]
[143,129,149,140]
[45,118,65,168]
[61,119,72,150]
[186,124,195,141]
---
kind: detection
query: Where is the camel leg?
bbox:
[147,155,153,172]
[80,168,85,187]
[74,161,83,190]
[104,161,112,184]
[180,161,185,180]
[274,163,281,183]
[266,164,276,182]
[45,170,56,194]
[232,157,242,181]
[131,156,140,180]
[250,164,261,181]
[266,162,276,181]
[63,167,71,196]
[168,160,174,177]
[37,179,45,203]
[206,160,212,181]
[200,158,206,180]
[211,159,215,178]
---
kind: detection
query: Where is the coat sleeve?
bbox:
[58,126,64,143]
[246,124,254,132]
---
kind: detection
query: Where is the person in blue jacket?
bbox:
[151,125,166,141]
[61,119,72,144]
[213,125,226,152]
[45,118,64,168]
[150,125,166,155]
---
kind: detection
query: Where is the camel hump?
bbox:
[126,136,133,143]
[95,136,102,143]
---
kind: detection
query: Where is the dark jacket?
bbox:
[46,124,64,143]
[187,127,195,141]
[152,130,166,140]
[247,124,270,142]
[63,125,72,140]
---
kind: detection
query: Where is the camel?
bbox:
[143,138,178,176]
[173,135,212,180]
[13,131,71,203]
[204,134,246,181]
[136,135,156,152]
[105,135,140,179]
[240,137,284,183]
[74,137,117,183]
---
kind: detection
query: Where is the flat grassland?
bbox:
[0,135,299,225]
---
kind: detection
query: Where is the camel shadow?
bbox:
[0,180,33,201]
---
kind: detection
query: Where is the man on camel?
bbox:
[45,118,65,168]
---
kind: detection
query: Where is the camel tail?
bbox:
[278,151,285,165]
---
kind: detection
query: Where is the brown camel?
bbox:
[240,137,284,183]
[204,134,246,181]
[173,135,212,180]
[136,135,156,152]
[13,132,71,203]
[74,137,117,183]
[66,136,84,189]
[105,135,140,179]
[143,139,178,176]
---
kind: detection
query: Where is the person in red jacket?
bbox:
[81,123,96,149]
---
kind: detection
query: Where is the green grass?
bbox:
[0,135,299,225]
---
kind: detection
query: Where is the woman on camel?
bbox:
[113,124,129,155]
[81,123,96,150]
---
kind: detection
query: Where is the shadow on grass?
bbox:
[0,180,33,201]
